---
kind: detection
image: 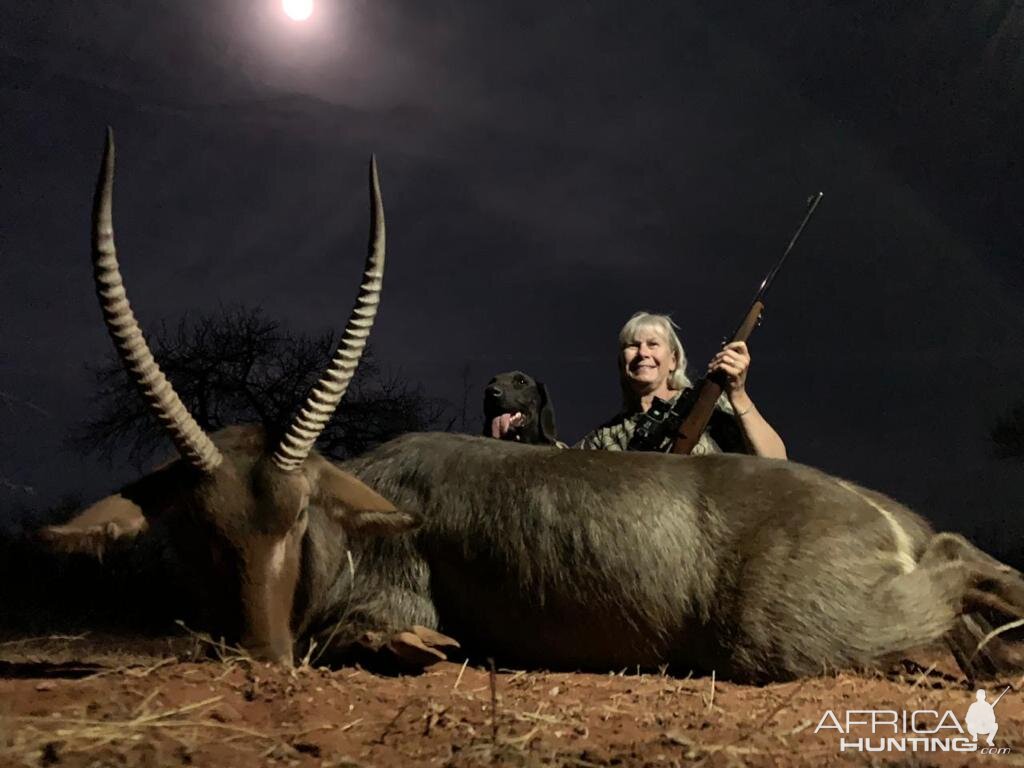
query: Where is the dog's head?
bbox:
[482,370,558,445]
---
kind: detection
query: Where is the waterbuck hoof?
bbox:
[357,626,460,667]
[388,631,450,666]
[409,625,460,651]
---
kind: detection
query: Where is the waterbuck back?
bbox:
[339,433,1024,682]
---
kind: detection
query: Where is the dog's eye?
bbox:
[514,375,527,387]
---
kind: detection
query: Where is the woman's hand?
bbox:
[707,340,750,394]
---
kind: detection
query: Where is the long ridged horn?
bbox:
[92,128,223,472]
[271,156,385,472]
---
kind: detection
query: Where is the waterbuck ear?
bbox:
[310,460,421,536]
[37,494,148,560]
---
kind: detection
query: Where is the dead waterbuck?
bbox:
[38,130,456,666]
[335,433,1024,682]
[39,132,1024,682]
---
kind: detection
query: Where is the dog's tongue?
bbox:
[490,412,525,438]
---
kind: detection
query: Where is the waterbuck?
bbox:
[40,132,1024,682]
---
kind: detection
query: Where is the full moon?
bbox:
[282,0,313,21]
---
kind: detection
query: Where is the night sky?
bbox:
[2,1,1022,554]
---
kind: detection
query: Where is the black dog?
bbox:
[482,370,560,445]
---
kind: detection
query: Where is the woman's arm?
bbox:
[708,341,787,459]
[726,393,787,459]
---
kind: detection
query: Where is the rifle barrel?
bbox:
[757,191,823,301]
[729,191,823,341]
[992,685,1011,707]
[672,191,825,455]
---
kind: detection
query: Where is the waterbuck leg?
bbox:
[918,533,1024,680]
[926,535,1024,617]
[948,614,1004,683]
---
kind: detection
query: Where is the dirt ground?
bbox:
[2,634,1024,768]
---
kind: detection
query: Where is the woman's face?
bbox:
[622,325,677,394]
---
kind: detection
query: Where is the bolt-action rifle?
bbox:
[627,192,824,454]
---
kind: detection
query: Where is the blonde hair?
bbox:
[617,311,693,406]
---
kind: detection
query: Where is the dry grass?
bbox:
[5,636,1024,767]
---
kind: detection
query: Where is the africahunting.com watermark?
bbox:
[815,687,1011,755]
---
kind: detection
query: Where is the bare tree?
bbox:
[992,400,1024,460]
[70,306,451,466]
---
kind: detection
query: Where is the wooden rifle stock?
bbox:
[670,192,823,455]
[671,301,764,454]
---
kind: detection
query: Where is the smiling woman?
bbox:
[574,312,787,459]
[282,0,313,22]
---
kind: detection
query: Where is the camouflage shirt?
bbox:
[574,391,748,455]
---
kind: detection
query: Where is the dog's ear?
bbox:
[536,381,559,445]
